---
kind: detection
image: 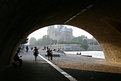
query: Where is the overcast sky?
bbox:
[28,25,93,40]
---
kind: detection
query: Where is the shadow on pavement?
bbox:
[61,68,121,81]
[0,60,69,81]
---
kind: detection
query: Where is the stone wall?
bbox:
[0,0,121,69]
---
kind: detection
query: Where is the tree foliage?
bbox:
[21,38,28,44]
[29,37,37,45]
[30,35,57,46]
[28,35,98,51]
[80,39,88,50]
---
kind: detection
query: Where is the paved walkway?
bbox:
[0,51,69,81]
[1,50,121,81]
[40,50,121,81]
[52,55,121,81]
[51,54,121,74]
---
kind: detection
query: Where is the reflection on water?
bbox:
[64,51,105,59]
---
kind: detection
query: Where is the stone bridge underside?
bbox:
[0,0,121,68]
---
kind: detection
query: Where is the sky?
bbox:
[28,25,93,40]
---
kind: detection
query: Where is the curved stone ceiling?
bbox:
[0,0,121,69]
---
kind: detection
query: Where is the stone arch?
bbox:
[0,0,121,69]
[11,24,104,63]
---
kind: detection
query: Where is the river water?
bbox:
[64,51,105,59]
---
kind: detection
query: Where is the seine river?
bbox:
[64,51,105,59]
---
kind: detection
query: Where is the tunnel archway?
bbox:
[9,17,121,65]
[10,23,106,65]
[0,0,121,70]
[11,22,106,64]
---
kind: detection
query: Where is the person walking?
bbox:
[47,48,53,60]
[33,47,39,61]
[26,46,29,52]
[50,50,53,60]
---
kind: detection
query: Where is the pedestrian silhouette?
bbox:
[33,47,39,61]
[13,48,22,67]
[26,46,29,52]
[47,48,53,60]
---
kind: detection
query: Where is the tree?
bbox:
[39,35,57,45]
[21,38,28,44]
[35,38,42,45]
[52,40,57,45]
[81,39,88,50]
[29,35,57,46]
[20,38,28,50]
[41,35,51,45]
[72,37,83,43]
[29,37,37,45]
[58,36,84,44]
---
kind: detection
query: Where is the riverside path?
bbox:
[0,50,71,81]
[1,50,121,81]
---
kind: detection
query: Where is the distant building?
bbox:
[79,35,88,40]
[46,25,102,51]
[47,25,73,41]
